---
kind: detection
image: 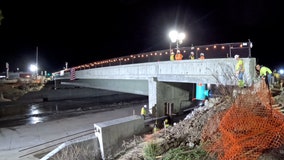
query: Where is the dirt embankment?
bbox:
[117,83,284,160]
[0,82,45,102]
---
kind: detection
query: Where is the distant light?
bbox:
[29,64,38,72]
[242,42,253,48]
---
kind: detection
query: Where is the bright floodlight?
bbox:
[169,30,178,43]
[279,69,284,75]
[178,32,185,43]
[29,64,38,72]
[169,30,185,43]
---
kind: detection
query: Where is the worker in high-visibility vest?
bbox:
[174,50,183,60]
[235,54,245,88]
[190,52,195,60]
[140,105,147,120]
[256,64,272,89]
[163,118,170,128]
[153,122,159,133]
[170,50,175,61]
[199,53,205,60]
[273,69,281,85]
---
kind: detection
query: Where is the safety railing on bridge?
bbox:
[53,41,252,76]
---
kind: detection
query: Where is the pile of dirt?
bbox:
[117,97,231,160]
[117,85,284,160]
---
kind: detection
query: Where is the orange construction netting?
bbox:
[201,80,284,160]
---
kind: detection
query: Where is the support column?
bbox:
[148,77,157,115]
[149,80,193,117]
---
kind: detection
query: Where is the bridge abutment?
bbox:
[149,79,194,117]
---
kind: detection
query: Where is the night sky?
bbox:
[0,0,283,73]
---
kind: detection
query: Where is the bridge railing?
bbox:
[53,41,252,76]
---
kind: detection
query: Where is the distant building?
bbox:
[8,72,33,79]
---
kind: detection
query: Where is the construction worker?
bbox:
[273,69,281,85]
[140,105,147,120]
[170,50,175,61]
[234,54,245,88]
[190,52,195,60]
[174,50,183,60]
[153,122,159,133]
[163,118,170,128]
[255,64,273,88]
[255,65,260,78]
[199,53,205,60]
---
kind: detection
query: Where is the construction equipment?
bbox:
[270,77,283,96]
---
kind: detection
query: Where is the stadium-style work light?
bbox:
[169,30,185,51]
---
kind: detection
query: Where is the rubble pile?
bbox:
[117,97,232,160]
[118,83,284,160]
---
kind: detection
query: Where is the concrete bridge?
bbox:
[53,42,256,116]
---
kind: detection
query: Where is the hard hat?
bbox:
[165,119,168,122]
[144,105,147,108]
[200,53,204,56]
[190,52,194,55]
[234,54,239,59]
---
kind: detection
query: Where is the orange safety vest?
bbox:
[199,55,205,60]
[175,53,183,60]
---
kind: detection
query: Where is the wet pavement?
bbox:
[0,83,148,159]
[0,103,146,160]
[0,94,147,128]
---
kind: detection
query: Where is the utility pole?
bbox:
[5,62,9,79]
[36,46,38,77]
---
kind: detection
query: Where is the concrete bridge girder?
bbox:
[57,58,256,116]
[62,79,148,96]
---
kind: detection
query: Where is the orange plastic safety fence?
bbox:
[202,80,284,160]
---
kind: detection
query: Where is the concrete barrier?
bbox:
[40,135,100,160]
[94,115,145,160]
